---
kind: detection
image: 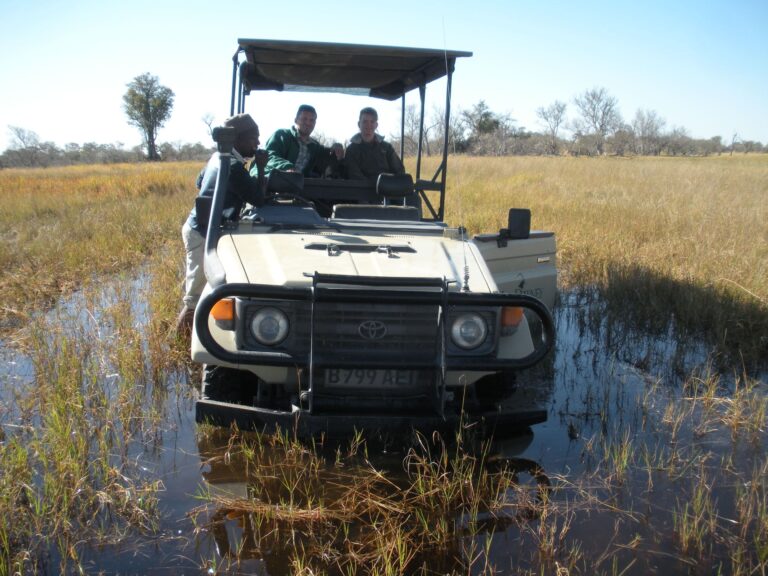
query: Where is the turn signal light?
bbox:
[210,298,235,330]
[501,307,524,335]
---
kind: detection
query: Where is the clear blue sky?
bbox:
[1,0,765,151]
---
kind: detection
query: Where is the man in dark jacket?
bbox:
[345,107,405,181]
[256,104,332,176]
[176,113,267,335]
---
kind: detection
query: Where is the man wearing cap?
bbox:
[345,107,405,181]
[176,113,267,335]
[257,104,334,176]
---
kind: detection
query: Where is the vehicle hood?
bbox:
[217,230,494,292]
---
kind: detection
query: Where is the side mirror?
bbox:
[502,208,531,240]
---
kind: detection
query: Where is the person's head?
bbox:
[294,104,317,140]
[224,113,260,157]
[358,107,378,143]
[330,142,344,159]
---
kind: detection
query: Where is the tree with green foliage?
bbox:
[122,73,174,161]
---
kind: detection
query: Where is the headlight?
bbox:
[450,313,488,350]
[250,307,289,346]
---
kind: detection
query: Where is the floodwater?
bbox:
[0,276,765,575]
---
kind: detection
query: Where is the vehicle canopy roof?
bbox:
[236,39,472,100]
[228,39,471,222]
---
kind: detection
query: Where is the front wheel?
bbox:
[202,365,254,405]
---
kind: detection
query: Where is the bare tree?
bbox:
[202,113,215,139]
[632,109,666,155]
[573,87,622,155]
[430,105,468,154]
[663,126,693,156]
[609,125,634,156]
[7,126,43,166]
[536,101,567,155]
[8,125,40,149]
[395,104,421,157]
[730,133,740,156]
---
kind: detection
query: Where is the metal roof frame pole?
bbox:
[415,83,426,182]
[230,50,240,117]
[439,66,454,221]
[400,95,405,161]
[238,81,245,114]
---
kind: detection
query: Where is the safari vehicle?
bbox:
[192,39,557,437]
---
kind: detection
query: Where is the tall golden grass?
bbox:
[433,155,768,361]
[437,155,766,296]
[1,155,766,356]
[0,162,198,330]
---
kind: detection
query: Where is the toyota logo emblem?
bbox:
[358,320,387,340]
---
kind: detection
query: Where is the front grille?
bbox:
[311,303,439,364]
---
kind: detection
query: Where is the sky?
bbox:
[0,0,766,152]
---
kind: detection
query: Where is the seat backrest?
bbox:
[332,204,421,221]
[267,170,305,194]
[376,173,414,203]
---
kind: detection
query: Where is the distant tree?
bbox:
[8,125,40,149]
[430,105,469,155]
[122,73,174,161]
[462,100,500,139]
[569,131,601,156]
[729,133,740,156]
[536,100,567,154]
[460,101,524,156]
[202,113,215,139]
[573,87,622,155]
[741,140,760,154]
[6,126,45,166]
[699,136,723,156]
[397,104,420,157]
[608,125,634,156]
[662,126,694,156]
[393,104,442,157]
[632,109,666,155]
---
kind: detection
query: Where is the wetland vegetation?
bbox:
[0,156,765,574]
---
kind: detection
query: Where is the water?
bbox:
[0,276,765,574]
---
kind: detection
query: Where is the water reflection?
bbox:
[195,426,552,574]
[0,276,765,574]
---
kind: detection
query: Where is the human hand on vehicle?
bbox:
[253,149,268,169]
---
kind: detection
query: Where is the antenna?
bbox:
[441,18,471,293]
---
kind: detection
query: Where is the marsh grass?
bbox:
[0,162,198,332]
[192,427,558,575]
[0,157,766,573]
[430,155,768,363]
[0,276,176,574]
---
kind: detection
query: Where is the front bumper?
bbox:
[196,397,546,437]
[193,273,555,430]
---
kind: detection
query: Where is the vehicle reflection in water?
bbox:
[195,425,552,574]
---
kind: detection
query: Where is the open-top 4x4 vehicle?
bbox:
[193,39,557,437]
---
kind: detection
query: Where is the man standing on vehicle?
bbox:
[176,113,267,336]
[256,104,334,176]
[345,107,405,181]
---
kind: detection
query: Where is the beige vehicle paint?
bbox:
[192,219,555,390]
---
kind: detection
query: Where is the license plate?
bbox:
[324,368,416,388]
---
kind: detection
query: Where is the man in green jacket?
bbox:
[256,104,332,177]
